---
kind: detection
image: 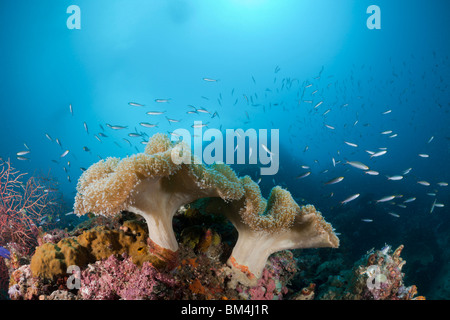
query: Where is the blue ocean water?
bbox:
[1,0,449,298]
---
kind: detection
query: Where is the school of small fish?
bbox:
[7,56,449,228]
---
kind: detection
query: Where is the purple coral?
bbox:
[80,254,177,300]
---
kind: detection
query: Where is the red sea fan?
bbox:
[0,160,50,254]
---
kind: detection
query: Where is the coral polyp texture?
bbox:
[74,133,244,253]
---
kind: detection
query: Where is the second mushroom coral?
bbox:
[73,133,244,257]
[215,176,339,286]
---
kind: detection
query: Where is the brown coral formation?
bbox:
[30,220,158,280]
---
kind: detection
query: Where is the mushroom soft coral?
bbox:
[74,133,244,258]
[220,176,339,286]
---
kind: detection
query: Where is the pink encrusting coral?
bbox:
[74,133,244,255]
[80,254,177,300]
[236,251,298,300]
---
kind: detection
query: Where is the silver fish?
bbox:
[261,144,274,156]
[168,131,182,138]
[370,150,387,158]
[341,194,360,204]
[430,198,436,213]
[166,117,181,123]
[146,111,166,115]
[361,219,373,223]
[203,78,219,82]
[155,99,171,103]
[387,175,403,181]
[314,101,323,109]
[347,161,369,171]
[106,124,128,130]
[344,141,358,148]
[192,123,208,128]
[196,108,210,114]
[129,102,145,107]
[324,176,344,185]
[296,172,311,179]
[140,122,158,128]
[388,212,400,218]
[417,181,431,186]
[402,168,412,175]
[60,150,69,158]
[128,133,142,137]
[403,197,416,203]
[376,195,396,203]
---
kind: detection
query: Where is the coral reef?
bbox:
[317,244,425,300]
[5,213,300,300]
[4,208,424,301]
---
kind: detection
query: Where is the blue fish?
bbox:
[0,246,10,259]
